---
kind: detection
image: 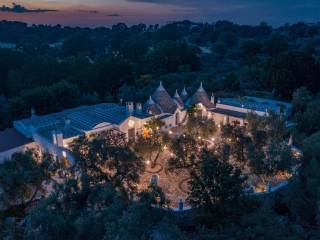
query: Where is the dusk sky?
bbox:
[0,0,320,27]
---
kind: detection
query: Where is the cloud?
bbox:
[76,9,99,14]
[74,9,121,17]
[106,13,121,17]
[0,3,57,13]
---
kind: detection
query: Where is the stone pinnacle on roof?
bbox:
[197,82,205,92]
[181,86,188,96]
[147,96,155,105]
[174,89,180,98]
[156,81,166,91]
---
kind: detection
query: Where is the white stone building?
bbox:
[0,128,39,163]
[0,82,292,162]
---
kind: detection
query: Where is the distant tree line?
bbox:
[0,20,320,130]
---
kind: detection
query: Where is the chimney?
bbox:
[126,102,134,115]
[136,103,142,114]
[51,130,57,145]
[56,131,64,147]
[31,107,37,119]
[210,94,215,104]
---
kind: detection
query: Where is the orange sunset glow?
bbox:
[1,0,320,26]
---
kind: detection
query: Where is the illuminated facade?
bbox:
[0,82,292,162]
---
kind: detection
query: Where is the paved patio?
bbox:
[138,150,191,209]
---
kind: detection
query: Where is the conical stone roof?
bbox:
[144,96,162,115]
[180,86,188,102]
[151,82,178,114]
[189,82,215,109]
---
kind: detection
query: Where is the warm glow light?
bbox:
[128,119,135,128]
[169,130,173,135]
[146,160,151,165]
[211,138,215,142]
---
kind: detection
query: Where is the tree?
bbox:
[8,81,81,121]
[0,48,24,94]
[0,95,8,130]
[292,88,320,136]
[247,111,286,142]
[218,32,238,48]
[188,149,248,226]
[246,111,293,183]
[212,41,227,57]
[147,41,201,73]
[24,180,128,240]
[6,55,63,95]
[167,134,200,170]
[0,150,57,219]
[223,72,240,91]
[119,34,148,60]
[150,221,186,240]
[248,139,294,187]
[294,97,320,135]
[138,185,168,207]
[221,125,251,165]
[62,34,94,57]
[264,140,294,176]
[96,56,134,99]
[266,52,320,100]
[133,118,167,168]
[292,87,313,114]
[274,132,320,230]
[155,23,184,41]
[264,110,287,141]
[247,142,266,177]
[185,114,217,139]
[303,131,320,161]
[246,113,268,147]
[70,130,145,193]
[261,33,288,56]
[241,40,261,56]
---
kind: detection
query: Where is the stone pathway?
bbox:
[138,151,190,208]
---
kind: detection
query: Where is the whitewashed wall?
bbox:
[216,103,266,116]
[0,142,39,164]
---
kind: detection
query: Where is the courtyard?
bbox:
[139,150,191,209]
[135,114,302,210]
